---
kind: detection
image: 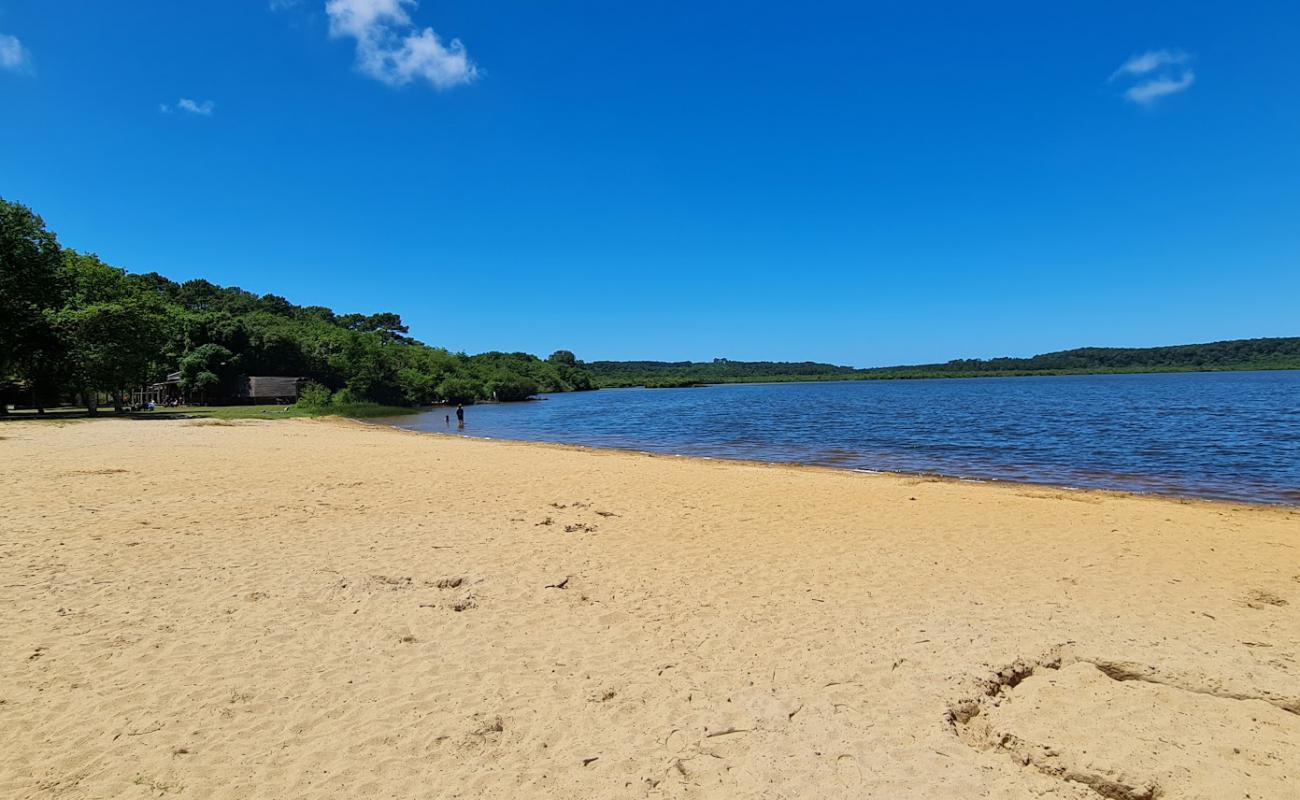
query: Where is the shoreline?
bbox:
[357,416,1296,511]
[3,418,1297,798]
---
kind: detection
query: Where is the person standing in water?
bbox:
[455,404,464,427]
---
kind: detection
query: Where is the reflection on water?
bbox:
[377,371,1300,505]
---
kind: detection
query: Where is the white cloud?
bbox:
[178,98,215,115]
[1110,49,1189,81]
[325,0,477,90]
[1110,49,1194,105]
[1,33,30,72]
[1124,71,1195,104]
[161,98,216,116]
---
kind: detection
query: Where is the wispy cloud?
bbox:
[160,98,216,116]
[1,33,31,72]
[269,0,301,9]
[325,0,477,90]
[1110,49,1188,81]
[1110,49,1195,105]
[1124,71,1195,104]
[178,98,216,115]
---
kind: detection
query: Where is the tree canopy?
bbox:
[0,198,592,412]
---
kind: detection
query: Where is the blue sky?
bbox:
[2,2,1298,366]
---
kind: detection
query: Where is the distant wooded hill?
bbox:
[583,338,1300,388]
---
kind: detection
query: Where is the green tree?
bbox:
[436,376,482,404]
[55,296,168,412]
[547,350,577,366]
[485,372,539,402]
[179,343,236,403]
[0,199,69,413]
[340,334,404,405]
[338,312,411,343]
[54,252,172,412]
[396,367,438,406]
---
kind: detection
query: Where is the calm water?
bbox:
[378,371,1300,505]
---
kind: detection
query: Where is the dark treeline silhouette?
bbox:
[585,359,861,388]
[0,199,591,413]
[585,340,1300,387]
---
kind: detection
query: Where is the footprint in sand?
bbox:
[664,729,688,755]
[835,754,862,788]
[949,649,1300,800]
[1244,589,1289,609]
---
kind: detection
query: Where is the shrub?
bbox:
[295,381,332,408]
[436,376,482,405]
[331,387,363,406]
[485,372,539,402]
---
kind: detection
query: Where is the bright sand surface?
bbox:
[2,418,1298,800]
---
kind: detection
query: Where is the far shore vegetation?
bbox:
[585,338,1300,388]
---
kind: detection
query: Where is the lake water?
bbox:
[377,371,1300,505]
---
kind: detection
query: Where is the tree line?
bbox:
[585,340,1300,387]
[0,199,592,414]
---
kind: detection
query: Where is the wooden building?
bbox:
[234,376,306,403]
[133,374,306,406]
[135,372,183,406]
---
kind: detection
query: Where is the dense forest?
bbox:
[0,199,591,413]
[586,339,1300,387]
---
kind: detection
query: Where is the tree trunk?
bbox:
[113,392,124,413]
[85,390,99,416]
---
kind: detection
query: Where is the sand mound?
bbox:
[181,418,250,427]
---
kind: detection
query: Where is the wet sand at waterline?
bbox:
[2,419,1297,799]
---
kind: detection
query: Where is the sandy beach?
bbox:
[1,418,1297,799]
